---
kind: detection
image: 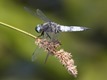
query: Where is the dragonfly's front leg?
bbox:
[37,31,44,38]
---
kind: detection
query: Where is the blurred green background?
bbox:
[0,0,107,80]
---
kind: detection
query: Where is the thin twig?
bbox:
[0,22,36,39]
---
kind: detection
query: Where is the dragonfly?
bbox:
[24,7,89,62]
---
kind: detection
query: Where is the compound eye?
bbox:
[35,25,41,33]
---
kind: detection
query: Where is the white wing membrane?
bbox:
[60,25,89,32]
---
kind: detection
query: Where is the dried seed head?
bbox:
[55,49,78,77]
[35,38,78,77]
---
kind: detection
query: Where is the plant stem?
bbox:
[0,22,37,39]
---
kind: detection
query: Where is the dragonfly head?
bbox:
[35,24,42,33]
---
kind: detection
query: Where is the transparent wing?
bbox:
[24,7,38,18]
[32,46,51,63]
[44,52,50,64]
[24,7,51,22]
[32,46,43,62]
[36,9,51,22]
[42,32,59,42]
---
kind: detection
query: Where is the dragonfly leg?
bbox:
[37,31,44,38]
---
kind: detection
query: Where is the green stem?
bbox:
[0,22,37,39]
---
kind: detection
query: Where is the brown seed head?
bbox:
[35,38,78,77]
